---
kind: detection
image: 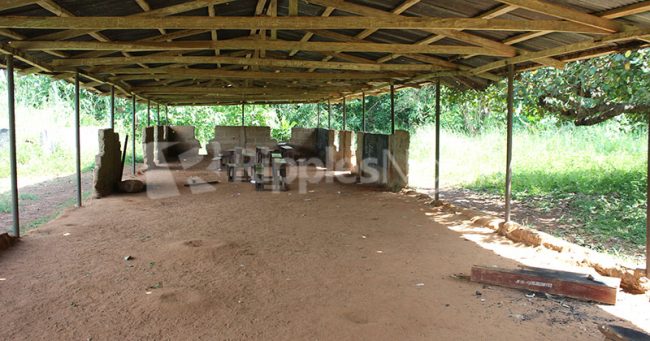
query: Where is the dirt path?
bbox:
[0,171,94,234]
[0,165,645,340]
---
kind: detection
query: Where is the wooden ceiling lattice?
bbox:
[0,0,648,105]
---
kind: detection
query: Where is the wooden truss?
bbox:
[0,0,648,105]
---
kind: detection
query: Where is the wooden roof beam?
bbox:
[26,0,237,42]
[497,0,623,33]
[10,40,512,56]
[0,0,37,12]
[51,55,445,72]
[495,1,650,58]
[472,27,650,75]
[600,1,650,19]
[307,0,520,57]
[0,16,611,33]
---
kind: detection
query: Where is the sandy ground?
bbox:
[0,163,647,340]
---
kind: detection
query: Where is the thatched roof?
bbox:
[0,0,649,105]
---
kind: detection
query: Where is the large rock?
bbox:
[119,179,145,193]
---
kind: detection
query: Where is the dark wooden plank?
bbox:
[470,265,620,305]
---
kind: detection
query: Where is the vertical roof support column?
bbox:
[316,102,321,128]
[165,105,169,124]
[342,97,347,131]
[74,72,82,207]
[241,103,245,127]
[327,99,332,129]
[147,99,151,127]
[505,64,514,222]
[132,95,136,175]
[156,103,160,125]
[390,84,395,135]
[6,55,19,237]
[110,86,115,130]
[646,118,650,276]
[435,79,441,202]
[361,92,366,133]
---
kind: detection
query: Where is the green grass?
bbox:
[409,123,647,253]
[0,192,39,213]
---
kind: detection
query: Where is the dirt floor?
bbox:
[0,163,648,340]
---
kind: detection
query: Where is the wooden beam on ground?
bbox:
[497,0,623,32]
[0,16,611,34]
[11,40,510,56]
[470,265,620,305]
[52,55,446,72]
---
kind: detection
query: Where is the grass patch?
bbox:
[0,192,40,213]
[409,123,647,254]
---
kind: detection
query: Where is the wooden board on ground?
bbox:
[470,265,620,305]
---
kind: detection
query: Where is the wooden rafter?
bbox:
[51,55,445,72]
[10,40,513,56]
[0,16,611,33]
[472,27,650,75]
[497,0,623,32]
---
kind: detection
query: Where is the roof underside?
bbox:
[0,0,649,105]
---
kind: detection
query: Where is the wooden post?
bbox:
[316,102,321,128]
[6,55,19,237]
[109,86,115,129]
[147,99,151,126]
[327,99,332,129]
[74,72,82,207]
[165,105,169,124]
[132,95,136,175]
[505,64,514,222]
[342,97,347,131]
[435,79,441,202]
[156,103,160,125]
[390,84,395,135]
[361,92,366,133]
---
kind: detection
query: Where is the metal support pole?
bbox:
[316,103,321,128]
[647,119,650,276]
[327,99,332,129]
[241,103,245,126]
[505,64,514,222]
[362,92,366,133]
[390,84,395,135]
[109,86,115,129]
[74,72,82,207]
[435,79,441,202]
[132,95,136,175]
[6,55,19,237]
[147,99,151,126]
[342,97,347,131]
[165,105,169,124]
[156,103,160,125]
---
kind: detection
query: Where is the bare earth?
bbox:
[0,164,645,340]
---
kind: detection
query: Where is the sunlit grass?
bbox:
[409,123,647,250]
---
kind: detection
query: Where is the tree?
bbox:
[521,49,650,126]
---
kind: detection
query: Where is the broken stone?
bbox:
[119,179,145,193]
